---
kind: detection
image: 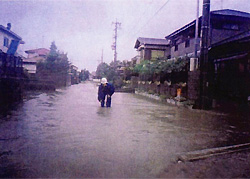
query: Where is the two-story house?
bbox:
[134,37,170,62]
[0,23,25,56]
[0,23,25,78]
[165,9,250,59]
[23,48,50,75]
[165,9,250,103]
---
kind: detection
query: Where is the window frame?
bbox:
[174,44,178,51]
[185,39,190,48]
[4,37,9,47]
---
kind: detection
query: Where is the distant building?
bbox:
[134,37,170,61]
[89,71,97,81]
[23,48,50,74]
[69,65,79,85]
[0,23,25,56]
[25,48,49,59]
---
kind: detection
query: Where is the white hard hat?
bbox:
[101,77,107,84]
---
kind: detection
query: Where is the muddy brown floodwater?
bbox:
[1,82,250,178]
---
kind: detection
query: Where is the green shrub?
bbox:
[148,90,154,94]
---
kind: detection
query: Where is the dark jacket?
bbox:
[98,83,115,101]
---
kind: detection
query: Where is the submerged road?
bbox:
[1,82,250,178]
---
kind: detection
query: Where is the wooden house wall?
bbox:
[170,38,200,58]
[211,17,250,45]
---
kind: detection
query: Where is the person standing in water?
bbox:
[98,78,115,107]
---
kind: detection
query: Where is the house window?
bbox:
[185,39,190,48]
[151,50,164,59]
[174,45,178,51]
[4,37,9,47]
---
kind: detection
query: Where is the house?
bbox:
[69,65,79,85]
[0,23,25,101]
[164,9,250,105]
[209,30,250,102]
[132,9,250,108]
[165,9,250,59]
[134,37,170,61]
[23,48,50,75]
[0,23,24,78]
[0,23,25,56]
[25,48,49,59]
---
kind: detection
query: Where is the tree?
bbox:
[96,62,110,79]
[96,62,123,88]
[48,41,58,60]
[79,69,90,81]
[132,57,189,82]
[36,41,70,86]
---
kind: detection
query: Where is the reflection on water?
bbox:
[96,107,112,118]
[0,82,250,178]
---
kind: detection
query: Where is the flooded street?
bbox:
[1,82,250,178]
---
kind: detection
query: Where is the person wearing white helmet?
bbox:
[98,77,115,107]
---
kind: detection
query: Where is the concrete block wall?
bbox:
[187,70,200,101]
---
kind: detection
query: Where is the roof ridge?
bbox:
[0,24,22,40]
[139,37,167,40]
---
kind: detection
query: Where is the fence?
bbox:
[137,82,187,98]
[0,52,23,77]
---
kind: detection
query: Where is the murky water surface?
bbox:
[0,82,249,177]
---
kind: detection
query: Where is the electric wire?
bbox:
[132,0,172,36]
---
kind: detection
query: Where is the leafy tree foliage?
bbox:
[133,57,189,82]
[48,41,58,60]
[96,62,110,79]
[134,57,189,75]
[37,41,70,76]
[79,69,90,81]
[96,61,123,88]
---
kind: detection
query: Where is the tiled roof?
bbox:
[135,37,169,48]
[165,9,250,39]
[0,25,22,40]
[212,9,250,18]
[25,48,50,56]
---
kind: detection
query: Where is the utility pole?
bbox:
[97,49,104,65]
[111,20,121,63]
[194,0,200,58]
[191,0,200,71]
[199,0,211,109]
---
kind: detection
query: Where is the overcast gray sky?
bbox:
[1,0,250,72]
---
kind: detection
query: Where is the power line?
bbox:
[132,0,171,36]
[121,2,154,38]
[118,0,172,56]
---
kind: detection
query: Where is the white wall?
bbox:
[27,53,39,58]
[0,30,23,55]
[23,64,36,74]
